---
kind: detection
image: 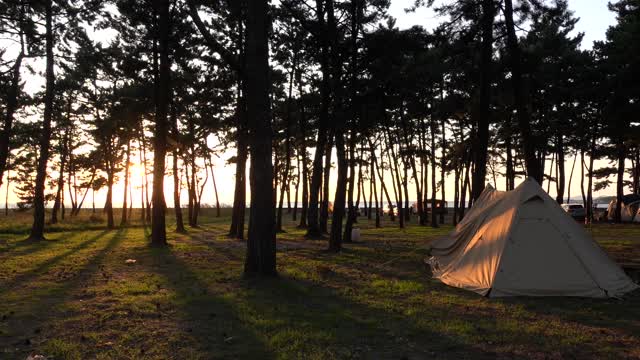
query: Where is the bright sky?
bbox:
[388,0,616,49]
[0,0,621,209]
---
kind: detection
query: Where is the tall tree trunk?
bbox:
[51,129,68,224]
[297,91,309,228]
[229,130,247,238]
[329,131,348,252]
[244,0,277,276]
[207,154,221,218]
[276,63,296,232]
[567,151,577,204]
[29,0,54,241]
[105,168,115,229]
[74,169,95,216]
[150,0,170,246]
[4,164,9,216]
[430,119,439,228]
[470,0,495,202]
[371,154,380,228]
[293,154,300,222]
[503,0,542,183]
[305,0,330,238]
[319,134,333,234]
[633,148,640,194]
[120,140,131,226]
[172,107,186,232]
[440,106,446,224]
[555,134,565,204]
[580,150,587,209]
[344,130,357,241]
[0,46,24,185]
[142,131,151,222]
[614,139,625,223]
[372,143,394,221]
[505,134,515,190]
[587,149,595,224]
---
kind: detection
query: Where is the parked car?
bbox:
[561,204,586,222]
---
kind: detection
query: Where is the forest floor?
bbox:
[0,209,639,359]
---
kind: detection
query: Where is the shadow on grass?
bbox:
[0,229,112,291]
[0,235,63,258]
[0,228,128,356]
[145,232,501,359]
[149,245,271,358]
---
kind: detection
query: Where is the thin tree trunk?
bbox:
[329,131,347,252]
[371,154,380,228]
[105,169,115,229]
[207,154,221,218]
[319,133,334,234]
[297,89,309,228]
[51,130,68,224]
[171,104,185,232]
[120,140,131,226]
[580,150,587,209]
[74,169,95,216]
[305,0,330,238]
[293,154,300,221]
[29,0,54,241]
[567,151,577,204]
[556,134,565,204]
[430,119,439,228]
[614,139,625,223]
[0,44,24,185]
[344,129,357,241]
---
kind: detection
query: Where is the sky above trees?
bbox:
[388,0,616,49]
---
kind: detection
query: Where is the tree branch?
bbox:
[186,0,241,73]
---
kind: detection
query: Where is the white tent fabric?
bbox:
[428,178,638,298]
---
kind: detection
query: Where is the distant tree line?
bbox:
[0,0,638,275]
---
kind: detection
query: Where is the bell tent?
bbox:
[606,194,640,222]
[428,178,638,298]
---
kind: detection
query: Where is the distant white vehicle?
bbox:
[561,204,585,221]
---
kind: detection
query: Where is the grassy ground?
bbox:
[0,209,639,359]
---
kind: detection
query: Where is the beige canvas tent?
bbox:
[606,195,640,222]
[428,178,638,298]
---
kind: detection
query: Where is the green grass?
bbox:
[0,210,639,359]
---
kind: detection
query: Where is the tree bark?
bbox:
[470,0,495,202]
[150,0,170,246]
[614,139,625,223]
[0,48,24,186]
[329,131,348,252]
[319,133,333,234]
[120,140,131,226]
[29,0,55,241]
[244,0,276,276]
[503,0,543,183]
[555,134,565,204]
[305,0,330,238]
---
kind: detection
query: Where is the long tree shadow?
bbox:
[145,232,501,359]
[0,228,127,356]
[148,245,272,358]
[278,240,638,358]
[0,229,111,291]
[0,235,63,258]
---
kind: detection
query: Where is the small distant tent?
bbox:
[607,194,640,222]
[428,178,638,298]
